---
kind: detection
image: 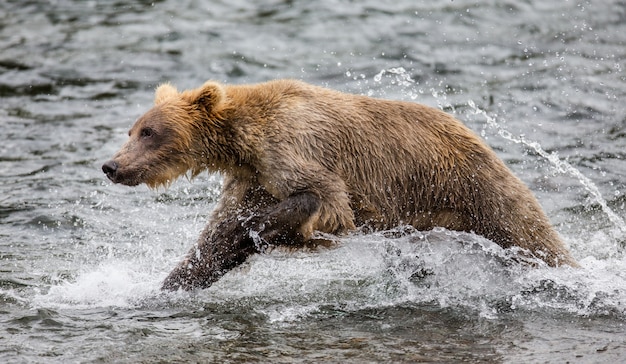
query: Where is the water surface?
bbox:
[1,1,626,363]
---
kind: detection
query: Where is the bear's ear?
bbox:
[183,81,226,114]
[154,83,179,105]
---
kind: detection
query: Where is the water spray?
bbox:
[467,100,626,238]
[374,67,626,239]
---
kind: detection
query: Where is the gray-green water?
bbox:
[2,1,626,362]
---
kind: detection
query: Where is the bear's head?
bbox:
[102,81,227,189]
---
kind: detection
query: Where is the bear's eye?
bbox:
[140,128,154,138]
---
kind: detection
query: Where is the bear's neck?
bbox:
[196,106,261,179]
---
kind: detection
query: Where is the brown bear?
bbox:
[102,79,577,291]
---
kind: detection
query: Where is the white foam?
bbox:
[33,261,164,309]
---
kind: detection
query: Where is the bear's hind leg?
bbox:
[248,190,322,246]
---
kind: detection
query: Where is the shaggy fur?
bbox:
[102,79,577,291]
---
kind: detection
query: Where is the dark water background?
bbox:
[2,0,626,362]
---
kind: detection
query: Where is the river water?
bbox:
[1,0,626,363]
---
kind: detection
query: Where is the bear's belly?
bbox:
[353,203,468,233]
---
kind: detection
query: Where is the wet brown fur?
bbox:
[104,79,577,290]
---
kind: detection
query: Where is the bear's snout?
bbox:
[102,160,119,182]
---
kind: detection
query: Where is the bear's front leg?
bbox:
[161,211,258,291]
[161,191,323,291]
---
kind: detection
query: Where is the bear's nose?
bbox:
[102,160,118,180]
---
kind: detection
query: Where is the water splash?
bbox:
[373,67,420,99]
[28,228,626,321]
[373,67,415,86]
[467,100,626,239]
[32,262,164,309]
